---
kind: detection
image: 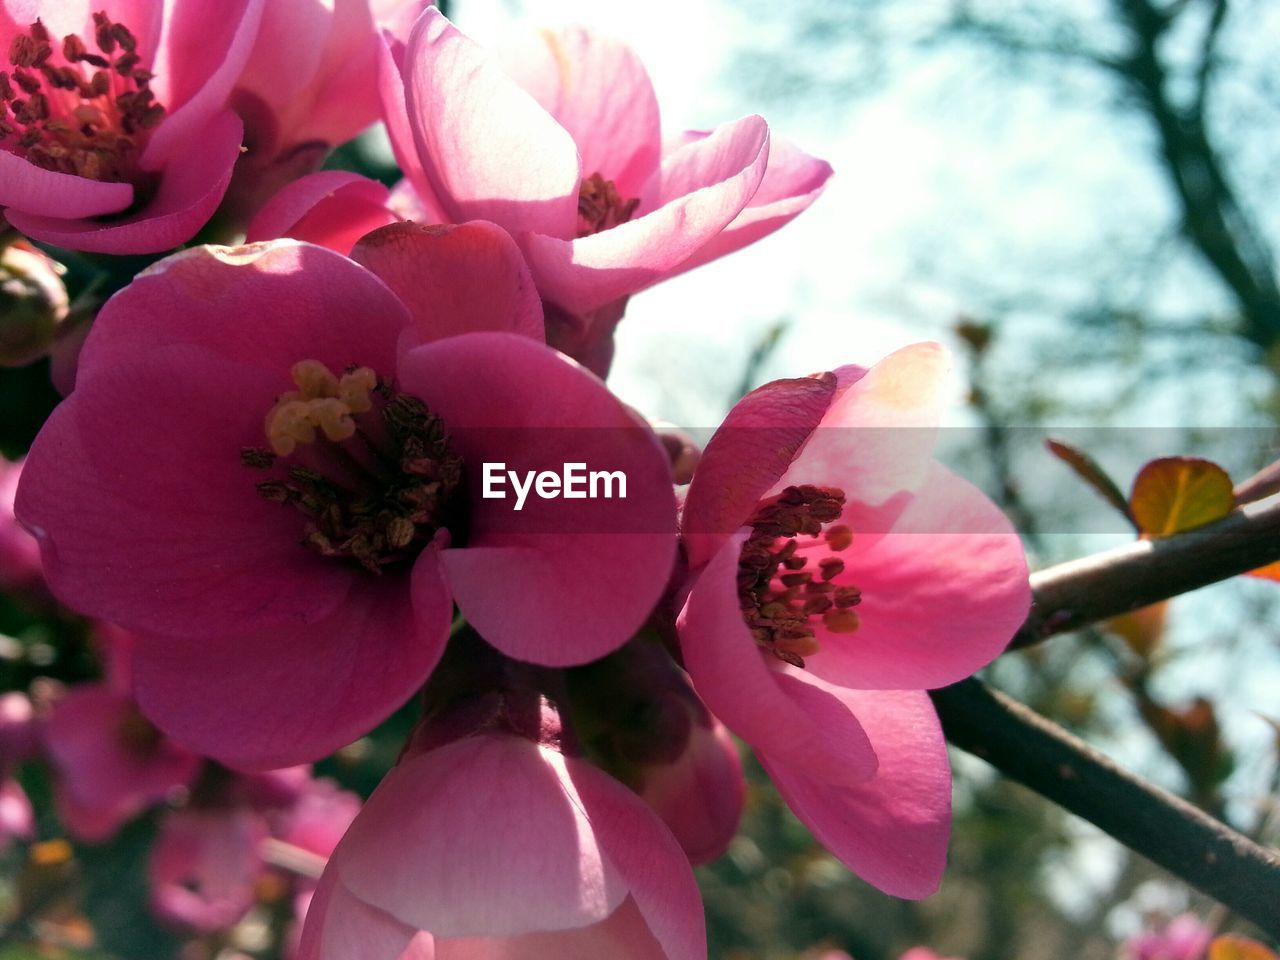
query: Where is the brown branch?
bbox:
[930,678,1280,937]
[1009,492,1280,649]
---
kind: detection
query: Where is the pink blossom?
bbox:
[676,343,1031,897]
[0,457,42,593]
[0,777,33,847]
[1125,914,1213,960]
[636,710,744,867]
[225,0,429,218]
[0,0,264,253]
[354,9,830,374]
[297,730,705,959]
[900,949,964,960]
[149,805,267,933]
[17,227,678,769]
[42,634,201,841]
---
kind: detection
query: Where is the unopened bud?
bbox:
[0,245,68,367]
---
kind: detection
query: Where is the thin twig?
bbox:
[930,678,1280,937]
[1009,492,1280,649]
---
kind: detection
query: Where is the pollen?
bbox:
[264,360,377,456]
[245,360,463,575]
[1,12,165,183]
[737,485,865,668]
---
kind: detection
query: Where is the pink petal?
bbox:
[0,778,34,844]
[664,134,833,277]
[519,115,770,315]
[498,25,660,199]
[376,29,447,217]
[17,346,354,638]
[247,172,399,255]
[299,869,436,960]
[337,736,629,936]
[44,684,200,840]
[143,0,264,166]
[776,343,948,519]
[0,151,132,219]
[680,372,837,571]
[149,807,266,933]
[637,716,744,866]
[803,463,1030,690]
[77,240,409,382]
[678,533,878,786]
[402,9,580,238]
[6,110,244,254]
[133,548,451,770]
[397,334,677,667]
[351,221,543,345]
[761,689,951,899]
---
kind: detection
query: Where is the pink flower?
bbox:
[225,0,429,218]
[900,949,964,960]
[365,9,832,373]
[1125,914,1213,960]
[636,708,744,867]
[0,777,33,847]
[676,343,1030,897]
[42,630,201,842]
[297,730,705,959]
[0,458,42,593]
[17,225,678,769]
[0,0,264,253]
[149,805,267,933]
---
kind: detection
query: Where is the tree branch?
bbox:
[1009,492,1280,649]
[931,677,1280,937]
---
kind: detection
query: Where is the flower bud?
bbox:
[0,245,68,367]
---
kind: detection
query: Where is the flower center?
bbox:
[737,484,862,668]
[1,13,164,182]
[576,172,639,238]
[242,359,463,575]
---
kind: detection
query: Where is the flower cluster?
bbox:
[1,3,1032,957]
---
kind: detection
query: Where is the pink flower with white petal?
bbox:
[0,0,264,253]
[676,343,1030,898]
[297,730,705,960]
[225,0,428,218]
[369,9,831,374]
[17,225,677,769]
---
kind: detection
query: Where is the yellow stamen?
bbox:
[265,360,376,455]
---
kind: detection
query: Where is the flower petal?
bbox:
[664,134,832,277]
[247,171,398,254]
[519,114,769,314]
[681,372,837,571]
[7,110,244,254]
[398,333,677,667]
[498,25,660,199]
[678,533,877,785]
[337,735,629,937]
[761,689,951,899]
[0,151,132,219]
[352,221,544,345]
[133,549,450,770]
[402,9,579,238]
[805,462,1030,690]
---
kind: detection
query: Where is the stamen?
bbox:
[576,172,640,238]
[737,485,865,668]
[2,12,165,183]
[248,359,463,575]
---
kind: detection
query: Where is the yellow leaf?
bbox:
[1210,935,1279,960]
[1130,457,1235,536]
[1248,560,1280,581]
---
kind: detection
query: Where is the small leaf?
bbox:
[1045,438,1136,527]
[1210,935,1279,960]
[1105,601,1167,659]
[1130,457,1235,536]
[1247,560,1280,582]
